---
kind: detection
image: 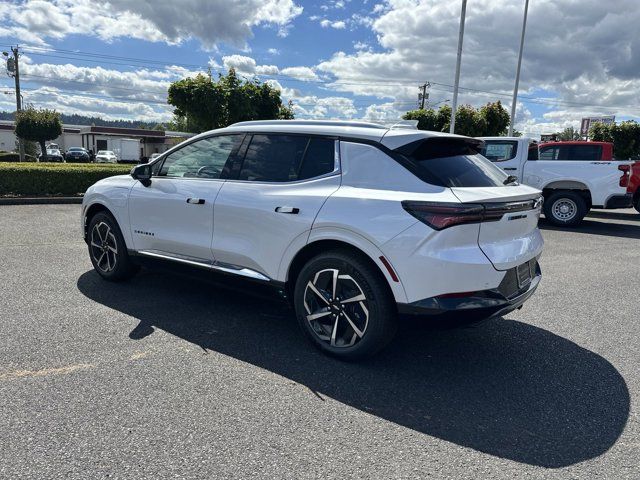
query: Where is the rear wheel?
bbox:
[293,249,397,360]
[634,195,640,214]
[87,212,139,281]
[544,191,587,227]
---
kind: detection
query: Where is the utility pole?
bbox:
[4,46,24,161]
[509,0,530,137]
[450,0,467,134]
[418,82,430,109]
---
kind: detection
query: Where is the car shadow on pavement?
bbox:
[539,217,640,239]
[77,269,630,469]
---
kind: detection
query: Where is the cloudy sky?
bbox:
[0,0,638,136]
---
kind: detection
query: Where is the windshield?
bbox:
[69,148,84,152]
[97,151,111,155]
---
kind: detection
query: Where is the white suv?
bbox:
[82,120,544,359]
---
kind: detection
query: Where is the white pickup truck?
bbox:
[478,137,634,226]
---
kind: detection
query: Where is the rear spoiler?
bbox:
[393,136,485,159]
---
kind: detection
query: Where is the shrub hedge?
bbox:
[0,162,133,196]
[0,152,37,162]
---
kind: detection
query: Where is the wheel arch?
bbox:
[284,231,408,304]
[542,181,592,209]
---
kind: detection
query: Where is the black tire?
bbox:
[293,249,397,360]
[634,195,640,214]
[543,191,587,227]
[87,211,139,282]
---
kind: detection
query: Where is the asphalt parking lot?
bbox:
[1,204,638,479]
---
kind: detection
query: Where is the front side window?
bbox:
[480,141,518,162]
[159,135,241,179]
[238,135,335,182]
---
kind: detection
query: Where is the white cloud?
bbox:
[267,48,280,55]
[280,66,319,81]
[319,19,347,29]
[315,0,640,129]
[292,95,357,118]
[0,0,303,49]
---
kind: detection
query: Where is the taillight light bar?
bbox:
[401,197,543,231]
[619,164,630,187]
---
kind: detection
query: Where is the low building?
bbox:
[0,121,193,161]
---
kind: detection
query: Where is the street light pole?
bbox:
[450,0,467,134]
[509,0,530,137]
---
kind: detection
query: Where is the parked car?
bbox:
[39,148,64,162]
[627,161,640,213]
[150,152,162,160]
[65,147,90,163]
[82,120,544,359]
[95,150,118,163]
[478,138,634,226]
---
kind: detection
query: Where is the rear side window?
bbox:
[405,139,509,187]
[569,145,602,160]
[480,141,518,162]
[539,144,602,161]
[238,135,335,182]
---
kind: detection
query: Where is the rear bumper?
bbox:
[604,193,633,209]
[398,262,541,321]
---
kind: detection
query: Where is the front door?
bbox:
[212,134,340,280]
[128,134,243,261]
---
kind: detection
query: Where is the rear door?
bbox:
[212,133,340,280]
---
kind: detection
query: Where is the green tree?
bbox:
[403,101,511,137]
[402,108,441,131]
[14,108,63,160]
[167,68,294,133]
[589,121,640,159]
[557,126,581,141]
[454,104,487,137]
[479,101,510,136]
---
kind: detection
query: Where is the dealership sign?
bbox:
[581,115,615,136]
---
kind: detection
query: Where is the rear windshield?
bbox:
[405,139,509,187]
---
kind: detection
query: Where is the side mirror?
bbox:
[131,164,152,187]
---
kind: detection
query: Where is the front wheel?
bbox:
[543,191,587,227]
[87,212,139,281]
[293,250,397,360]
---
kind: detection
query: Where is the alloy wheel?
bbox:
[90,221,118,273]
[303,268,369,348]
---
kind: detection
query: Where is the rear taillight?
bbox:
[619,164,630,187]
[402,197,543,231]
[401,201,484,230]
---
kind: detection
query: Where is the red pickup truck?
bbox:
[628,162,640,212]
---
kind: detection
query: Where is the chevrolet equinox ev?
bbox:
[82,120,543,359]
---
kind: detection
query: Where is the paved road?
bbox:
[1,205,638,479]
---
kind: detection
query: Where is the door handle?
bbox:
[503,167,517,171]
[186,198,205,205]
[275,206,299,214]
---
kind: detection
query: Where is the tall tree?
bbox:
[479,101,510,136]
[167,68,294,133]
[14,108,62,160]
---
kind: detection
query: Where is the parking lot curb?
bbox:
[0,196,83,205]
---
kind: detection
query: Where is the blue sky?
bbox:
[1,0,638,137]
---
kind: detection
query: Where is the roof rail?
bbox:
[229,119,387,129]
[389,120,419,130]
